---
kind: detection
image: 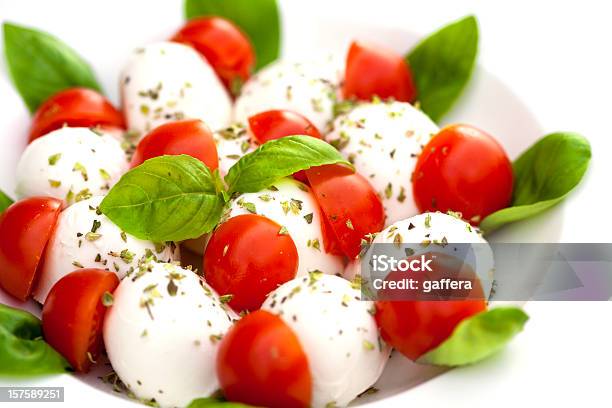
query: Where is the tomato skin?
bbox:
[217,310,312,408]
[375,299,486,360]
[172,17,255,91]
[204,214,299,312]
[248,110,322,182]
[0,197,62,300]
[42,269,119,372]
[306,165,385,259]
[413,124,513,223]
[130,119,219,170]
[343,41,417,102]
[29,88,125,142]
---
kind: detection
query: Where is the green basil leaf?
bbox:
[184,0,280,70]
[225,135,352,194]
[0,303,71,376]
[480,132,591,233]
[0,190,13,215]
[100,155,225,242]
[407,15,479,122]
[3,22,102,113]
[418,307,528,366]
[187,397,255,408]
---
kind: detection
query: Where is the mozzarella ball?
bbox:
[367,212,494,298]
[225,178,343,277]
[262,273,390,408]
[213,122,256,177]
[15,127,128,203]
[33,196,179,303]
[325,101,439,225]
[234,57,343,132]
[121,42,232,138]
[104,262,235,408]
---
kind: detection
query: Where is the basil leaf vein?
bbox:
[100,155,225,242]
[0,303,71,376]
[3,22,102,113]
[418,306,528,366]
[480,132,591,233]
[407,15,479,122]
[225,135,352,194]
[184,0,280,70]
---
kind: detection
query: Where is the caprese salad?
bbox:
[0,2,591,408]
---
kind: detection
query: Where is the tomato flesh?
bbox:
[343,41,417,102]
[217,310,312,408]
[172,17,255,92]
[130,119,219,170]
[306,165,385,259]
[0,197,62,300]
[413,124,513,223]
[204,214,299,312]
[29,88,125,142]
[42,269,119,372]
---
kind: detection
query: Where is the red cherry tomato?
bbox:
[130,119,219,170]
[29,88,125,142]
[204,214,299,312]
[42,269,119,372]
[217,310,312,408]
[306,165,385,259]
[0,197,62,300]
[172,17,255,92]
[319,212,345,257]
[413,124,513,223]
[343,41,417,102]
[248,110,323,183]
[375,253,486,360]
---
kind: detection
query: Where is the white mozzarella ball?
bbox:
[234,57,343,132]
[33,196,179,303]
[325,101,439,225]
[121,42,232,138]
[262,273,390,408]
[15,127,128,203]
[104,262,235,408]
[213,123,256,177]
[225,178,344,277]
[368,212,494,298]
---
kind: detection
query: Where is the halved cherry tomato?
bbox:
[248,109,323,183]
[204,214,299,312]
[29,88,125,142]
[0,197,62,300]
[319,212,345,256]
[375,253,486,360]
[42,269,119,372]
[172,17,255,92]
[130,119,219,170]
[343,41,417,102]
[413,124,513,224]
[306,165,385,259]
[217,310,312,408]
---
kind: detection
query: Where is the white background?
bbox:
[0,0,611,407]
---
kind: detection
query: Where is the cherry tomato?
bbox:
[172,17,255,92]
[306,165,385,259]
[42,269,119,372]
[375,253,486,360]
[413,124,513,223]
[248,109,323,183]
[217,310,312,408]
[343,41,417,102]
[130,119,219,170]
[0,197,62,300]
[204,214,299,312]
[319,212,345,257]
[29,88,125,142]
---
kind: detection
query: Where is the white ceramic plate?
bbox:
[0,0,565,406]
